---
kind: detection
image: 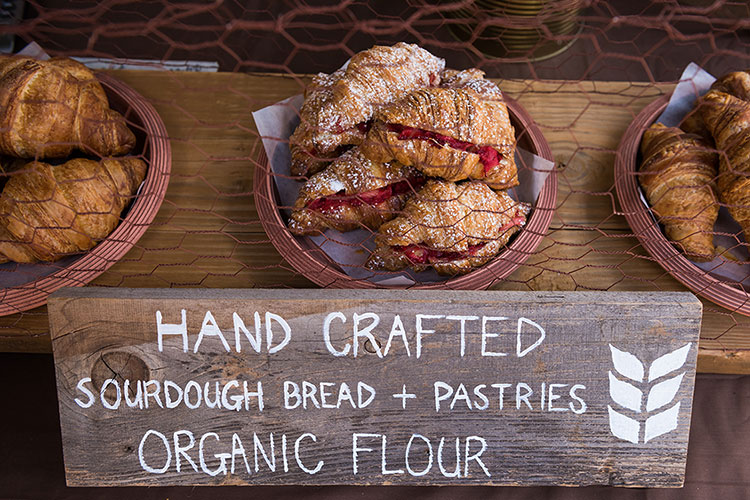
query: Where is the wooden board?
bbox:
[49,288,702,487]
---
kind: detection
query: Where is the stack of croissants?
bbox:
[0,56,145,264]
[286,43,528,275]
[640,70,750,262]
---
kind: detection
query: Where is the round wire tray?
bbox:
[255,95,556,289]
[0,73,171,316]
[615,94,750,316]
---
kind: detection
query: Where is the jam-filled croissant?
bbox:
[639,123,719,261]
[289,43,445,176]
[440,68,505,101]
[366,180,528,275]
[360,87,517,189]
[440,68,486,89]
[700,90,750,242]
[288,148,425,235]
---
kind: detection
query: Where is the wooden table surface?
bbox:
[1,70,749,374]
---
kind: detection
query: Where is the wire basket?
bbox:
[0,73,171,316]
[255,94,556,289]
[616,94,750,316]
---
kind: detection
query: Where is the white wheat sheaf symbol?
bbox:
[607,343,692,444]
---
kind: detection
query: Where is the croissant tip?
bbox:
[685,253,715,263]
[364,250,390,271]
[287,216,320,236]
[289,165,308,177]
[287,217,304,234]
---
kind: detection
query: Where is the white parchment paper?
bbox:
[253,94,555,284]
[641,63,750,286]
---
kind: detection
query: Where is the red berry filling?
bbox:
[386,123,502,174]
[396,243,487,264]
[356,120,373,134]
[505,212,527,231]
[306,176,426,213]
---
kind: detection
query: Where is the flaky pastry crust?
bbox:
[639,123,719,261]
[288,148,423,234]
[0,56,135,158]
[700,90,750,242]
[360,87,517,189]
[366,180,528,275]
[712,71,750,102]
[0,157,146,263]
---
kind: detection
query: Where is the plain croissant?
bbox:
[639,123,719,261]
[0,157,146,263]
[680,71,750,141]
[711,71,750,101]
[0,56,135,159]
[700,90,750,243]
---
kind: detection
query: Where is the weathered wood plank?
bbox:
[50,288,701,487]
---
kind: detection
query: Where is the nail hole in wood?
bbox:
[363,338,381,354]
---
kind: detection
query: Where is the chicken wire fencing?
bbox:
[1,0,750,354]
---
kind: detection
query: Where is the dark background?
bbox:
[6,0,750,81]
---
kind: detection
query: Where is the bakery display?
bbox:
[289,42,445,176]
[0,157,146,263]
[0,56,135,158]
[0,67,169,317]
[288,148,424,235]
[365,181,528,275]
[636,68,750,263]
[616,65,750,317]
[639,123,719,262]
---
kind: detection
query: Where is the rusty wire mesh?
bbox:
[2,0,750,354]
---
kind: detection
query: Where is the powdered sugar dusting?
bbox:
[441,68,504,101]
[316,42,445,134]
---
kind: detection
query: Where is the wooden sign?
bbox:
[49,288,702,487]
